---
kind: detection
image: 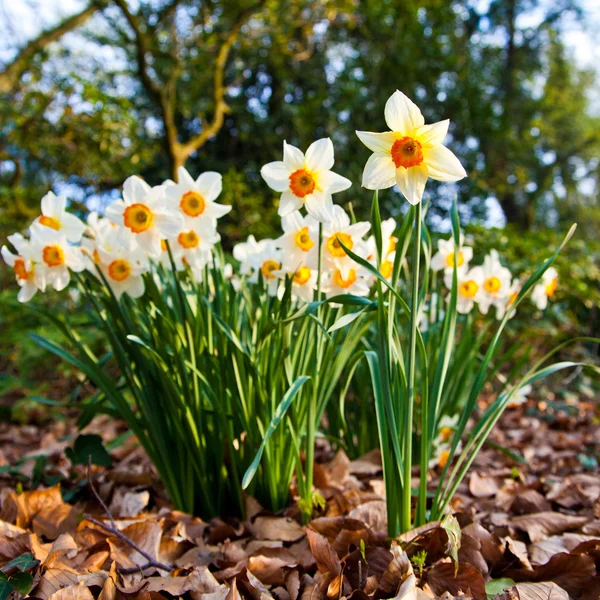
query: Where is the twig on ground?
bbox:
[86,457,173,573]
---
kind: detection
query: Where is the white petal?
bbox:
[356,131,397,153]
[1,246,16,266]
[104,200,126,225]
[283,141,305,171]
[177,166,197,189]
[317,170,352,194]
[155,212,184,238]
[395,164,429,205]
[281,210,303,233]
[41,192,66,218]
[305,138,334,172]
[415,119,449,147]
[278,190,302,217]
[61,213,86,243]
[384,90,424,134]
[52,267,70,291]
[136,230,162,258]
[261,161,291,192]
[305,191,334,223]
[361,153,396,190]
[66,248,86,272]
[424,145,467,182]
[196,171,222,201]
[123,176,152,205]
[18,282,37,303]
[203,202,232,220]
[126,276,145,299]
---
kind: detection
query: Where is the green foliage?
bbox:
[65,433,112,467]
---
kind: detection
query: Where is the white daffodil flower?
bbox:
[532,267,558,310]
[273,264,318,303]
[323,262,371,299]
[166,221,220,274]
[261,138,352,222]
[233,235,269,276]
[31,191,85,243]
[356,90,467,204]
[164,167,231,229]
[478,250,513,317]
[30,227,85,291]
[247,240,282,297]
[437,414,459,444]
[96,243,149,300]
[496,279,521,320]
[1,233,46,302]
[275,211,319,271]
[306,205,370,272]
[431,233,473,274]
[429,440,462,470]
[365,217,398,263]
[507,384,532,408]
[445,266,484,314]
[105,176,183,258]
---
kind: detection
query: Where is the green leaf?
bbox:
[2,553,39,573]
[0,573,13,600]
[65,434,112,467]
[441,513,461,564]
[485,578,515,598]
[7,572,33,595]
[242,376,311,489]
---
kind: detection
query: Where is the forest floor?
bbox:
[0,395,599,600]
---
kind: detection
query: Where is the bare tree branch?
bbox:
[0,2,103,93]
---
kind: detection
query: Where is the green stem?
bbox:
[403,201,422,532]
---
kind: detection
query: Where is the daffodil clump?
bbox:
[4,90,594,532]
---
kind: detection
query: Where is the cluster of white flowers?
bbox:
[2,167,230,301]
[428,234,558,318]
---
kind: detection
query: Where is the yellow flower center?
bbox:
[484,276,502,294]
[261,259,280,279]
[39,215,61,230]
[178,230,200,249]
[294,227,314,251]
[387,236,397,256]
[108,259,131,281]
[93,249,101,264]
[14,259,30,280]
[42,245,65,267]
[380,260,393,279]
[180,191,206,217]
[333,268,357,289]
[438,449,450,468]
[123,203,154,233]
[326,232,353,258]
[445,251,465,268]
[509,290,518,305]
[161,239,168,252]
[440,427,453,442]
[293,266,311,285]
[545,278,557,297]
[391,136,424,169]
[289,169,316,198]
[459,280,479,298]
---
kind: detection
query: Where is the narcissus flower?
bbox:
[233,235,269,276]
[532,267,558,310]
[166,222,220,276]
[356,90,467,204]
[96,244,148,300]
[165,167,231,229]
[247,240,282,297]
[478,250,512,317]
[261,138,351,222]
[1,233,46,302]
[30,227,85,291]
[106,176,182,258]
[446,266,484,314]
[273,264,318,303]
[507,384,532,409]
[275,211,319,271]
[306,205,370,272]
[31,192,85,243]
[431,233,472,274]
[323,263,371,299]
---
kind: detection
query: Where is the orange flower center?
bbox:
[123,203,154,233]
[39,215,61,230]
[289,169,316,198]
[293,266,312,285]
[440,427,453,442]
[484,276,502,294]
[380,260,393,279]
[326,232,353,258]
[180,191,206,217]
[14,259,30,280]
[93,249,101,264]
[161,239,168,252]
[391,136,424,169]
[294,227,314,251]
[445,251,465,268]
[261,259,280,279]
[333,268,357,289]
[387,236,397,256]
[438,449,450,468]
[545,278,557,297]
[509,290,518,305]
[42,245,65,267]
[178,230,200,249]
[108,259,131,281]
[459,280,479,298]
